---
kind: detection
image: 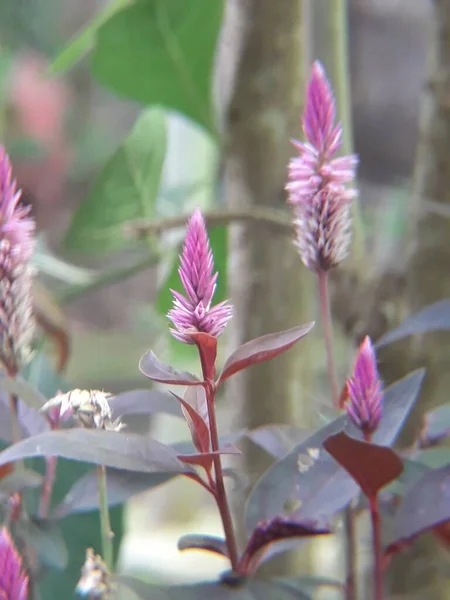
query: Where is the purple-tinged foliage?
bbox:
[168,208,232,343]
[0,146,35,374]
[346,336,383,437]
[286,62,357,272]
[0,527,29,600]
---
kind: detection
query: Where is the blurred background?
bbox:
[0,0,442,598]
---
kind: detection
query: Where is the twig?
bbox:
[369,496,384,600]
[124,208,293,238]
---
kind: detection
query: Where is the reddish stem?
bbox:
[317,270,340,408]
[369,496,384,600]
[39,456,58,518]
[204,380,239,571]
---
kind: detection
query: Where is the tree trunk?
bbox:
[222,0,315,575]
[381,1,450,597]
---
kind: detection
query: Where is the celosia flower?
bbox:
[76,548,110,598]
[41,389,124,431]
[345,336,383,436]
[168,208,232,343]
[0,146,35,374]
[286,62,358,272]
[0,527,29,600]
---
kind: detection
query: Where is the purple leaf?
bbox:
[54,468,174,518]
[0,391,49,441]
[239,516,330,574]
[375,299,450,348]
[246,370,424,535]
[217,323,314,385]
[0,429,194,475]
[246,425,308,459]
[419,404,450,447]
[323,432,403,499]
[139,351,200,385]
[177,534,228,557]
[114,575,314,600]
[390,465,450,546]
[109,389,182,421]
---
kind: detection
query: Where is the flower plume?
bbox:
[168,208,232,344]
[0,146,35,373]
[345,336,383,437]
[286,61,358,272]
[0,527,29,600]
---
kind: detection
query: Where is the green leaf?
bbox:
[49,0,132,74]
[65,108,166,253]
[90,0,224,134]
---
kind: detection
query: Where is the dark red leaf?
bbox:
[0,463,14,480]
[323,432,403,499]
[177,534,228,557]
[190,332,217,382]
[217,323,314,385]
[239,516,330,575]
[139,351,200,385]
[170,389,210,454]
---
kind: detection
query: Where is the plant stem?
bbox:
[97,465,113,571]
[369,496,384,600]
[39,457,58,518]
[39,457,57,518]
[205,382,239,570]
[317,270,340,407]
[317,269,356,599]
[8,393,22,444]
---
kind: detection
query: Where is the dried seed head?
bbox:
[0,527,29,600]
[286,62,358,273]
[76,548,111,599]
[345,336,383,436]
[168,208,233,343]
[41,389,124,431]
[0,147,35,374]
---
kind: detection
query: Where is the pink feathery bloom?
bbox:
[286,61,358,272]
[345,336,383,437]
[168,208,232,344]
[0,146,35,374]
[0,527,29,600]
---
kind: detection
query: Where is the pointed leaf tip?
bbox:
[139,351,200,385]
[217,322,314,385]
[323,432,403,499]
[177,534,228,558]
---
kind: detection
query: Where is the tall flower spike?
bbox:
[168,208,233,344]
[0,147,35,374]
[0,527,29,600]
[286,61,358,272]
[345,336,383,437]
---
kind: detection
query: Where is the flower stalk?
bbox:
[97,465,113,571]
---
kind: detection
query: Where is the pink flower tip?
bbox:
[0,146,35,263]
[167,208,233,344]
[286,62,358,272]
[0,527,29,600]
[345,336,383,436]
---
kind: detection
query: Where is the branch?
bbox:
[123,208,293,238]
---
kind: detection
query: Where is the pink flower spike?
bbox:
[0,527,29,600]
[168,208,233,344]
[346,336,383,437]
[0,147,35,263]
[286,61,358,272]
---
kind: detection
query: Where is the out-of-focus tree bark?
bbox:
[222,0,315,575]
[377,2,450,597]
